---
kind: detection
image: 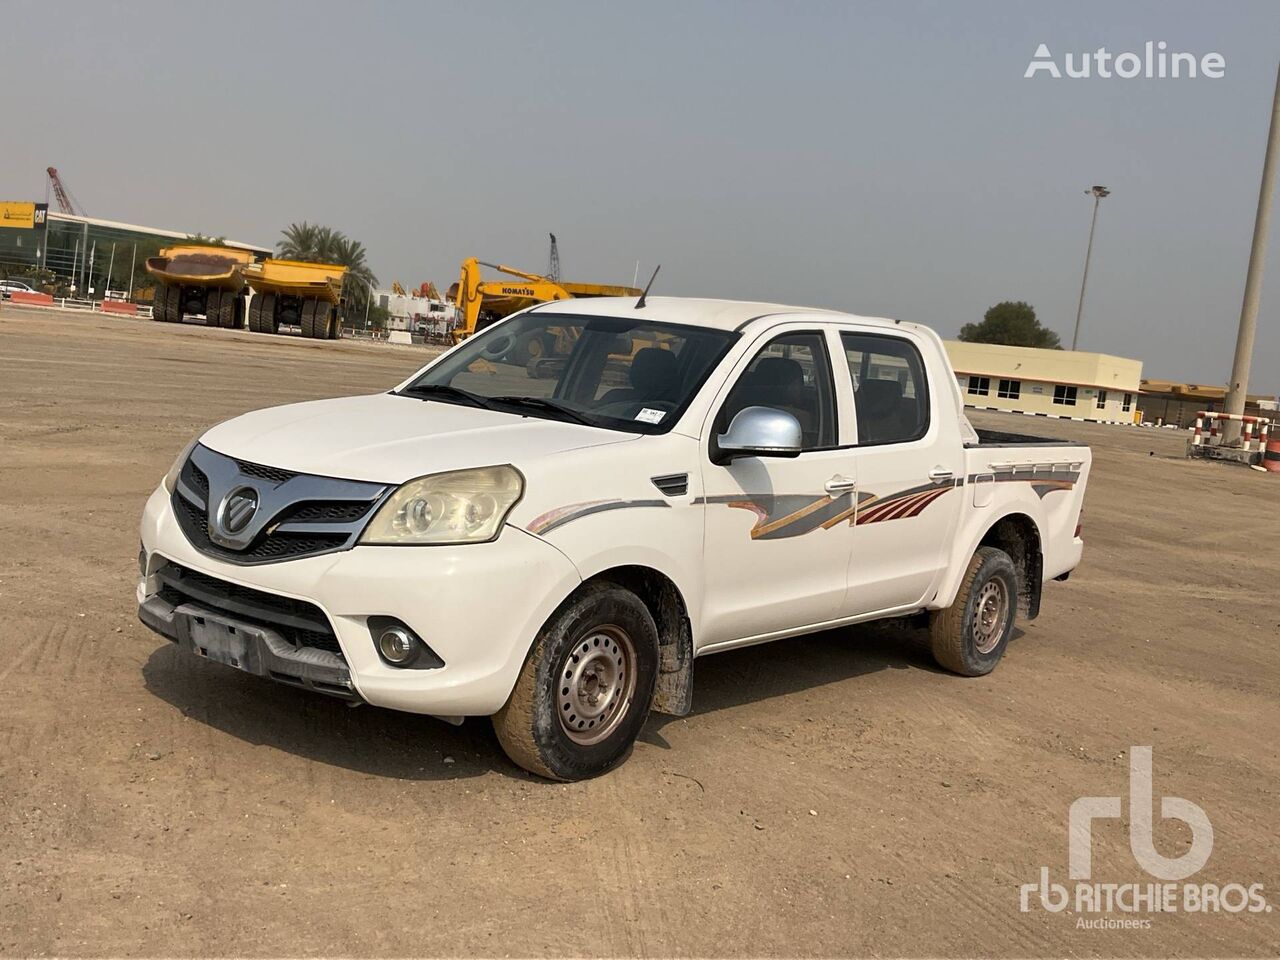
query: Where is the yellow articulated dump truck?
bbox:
[146,245,256,328]
[243,259,347,339]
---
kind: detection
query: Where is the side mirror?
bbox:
[713,406,803,464]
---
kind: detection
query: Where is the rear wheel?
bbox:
[217,291,237,328]
[260,293,279,334]
[493,583,659,781]
[301,299,321,338]
[205,289,222,325]
[928,546,1018,676]
[152,284,168,322]
[165,284,182,323]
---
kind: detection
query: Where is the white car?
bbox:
[0,279,35,299]
[138,297,1090,779]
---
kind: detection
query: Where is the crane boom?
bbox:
[45,167,83,216]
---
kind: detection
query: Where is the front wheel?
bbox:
[493,583,659,781]
[928,546,1018,676]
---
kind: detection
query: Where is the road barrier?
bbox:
[9,291,54,306]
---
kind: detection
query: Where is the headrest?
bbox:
[630,347,678,393]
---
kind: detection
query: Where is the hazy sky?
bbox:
[5,0,1279,392]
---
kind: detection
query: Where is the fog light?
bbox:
[367,616,445,670]
[377,626,418,664]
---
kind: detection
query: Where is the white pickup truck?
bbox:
[138,297,1090,780]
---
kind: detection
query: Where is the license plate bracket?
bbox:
[188,612,254,672]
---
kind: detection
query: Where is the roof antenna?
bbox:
[635,264,661,309]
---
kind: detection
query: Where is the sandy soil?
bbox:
[1,308,1277,957]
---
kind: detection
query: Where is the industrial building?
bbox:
[945,341,1143,424]
[0,202,269,298]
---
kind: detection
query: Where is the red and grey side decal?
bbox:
[697,477,962,540]
[526,499,671,536]
[968,466,1080,499]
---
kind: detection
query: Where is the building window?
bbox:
[1122,392,1133,412]
[1053,385,1078,406]
[966,376,990,397]
[1096,389,1108,409]
[997,379,1021,400]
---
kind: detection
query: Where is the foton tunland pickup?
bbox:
[138,297,1090,780]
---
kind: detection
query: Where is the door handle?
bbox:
[928,467,954,482]
[824,476,856,496]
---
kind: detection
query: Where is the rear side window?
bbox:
[841,333,930,445]
[716,332,837,450]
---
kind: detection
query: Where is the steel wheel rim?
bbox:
[556,625,636,746]
[972,578,1009,654]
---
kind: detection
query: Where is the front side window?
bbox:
[401,312,737,434]
[966,376,991,396]
[1053,385,1078,406]
[841,333,930,445]
[716,332,836,450]
[998,379,1021,400]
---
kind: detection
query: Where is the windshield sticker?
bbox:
[635,408,665,424]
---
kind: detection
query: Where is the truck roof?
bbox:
[529,295,915,333]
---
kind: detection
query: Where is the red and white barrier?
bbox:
[1191,410,1272,453]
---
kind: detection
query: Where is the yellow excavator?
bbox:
[449,257,640,347]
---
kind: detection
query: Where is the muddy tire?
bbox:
[493,583,659,781]
[928,546,1018,677]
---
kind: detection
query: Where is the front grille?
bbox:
[172,445,388,566]
[235,459,299,485]
[156,560,344,657]
[172,490,350,562]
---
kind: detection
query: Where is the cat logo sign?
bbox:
[1,202,37,230]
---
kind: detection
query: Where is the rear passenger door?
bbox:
[836,329,964,615]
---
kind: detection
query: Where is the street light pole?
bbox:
[1222,61,1280,445]
[1071,185,1110,351]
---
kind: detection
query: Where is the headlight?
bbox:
[359,465,523,545]
[162,436,201,494]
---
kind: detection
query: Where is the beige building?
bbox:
[944,341,1143,423]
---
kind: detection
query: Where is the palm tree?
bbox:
[278,222,379,317]
[278,222,324,260]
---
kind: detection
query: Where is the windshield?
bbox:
[399,312,738,433]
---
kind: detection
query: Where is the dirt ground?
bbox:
[1,308,1277,958]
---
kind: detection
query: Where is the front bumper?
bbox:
[140,592,360,701]
[137,484,582,716]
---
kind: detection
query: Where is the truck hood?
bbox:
[197,392,635,484]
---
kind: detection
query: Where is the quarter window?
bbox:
[841,333,930,445]
[966,376,991,397]
[717,332,836,450]
[997,379,1021,400]
[1053,385,1078,406]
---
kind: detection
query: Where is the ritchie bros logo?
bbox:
[1021,747,1269,928]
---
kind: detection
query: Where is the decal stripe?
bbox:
[527,498,670,535]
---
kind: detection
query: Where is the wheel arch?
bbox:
[936,510,1046,619]
[561,564,695,717]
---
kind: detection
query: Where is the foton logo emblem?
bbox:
[219,487,259,535]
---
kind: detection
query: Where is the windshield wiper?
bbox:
[489,396,600,426]
[397,383,495,409]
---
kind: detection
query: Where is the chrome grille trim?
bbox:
[172,445,391,565]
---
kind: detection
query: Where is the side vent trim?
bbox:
[651,473,689,497]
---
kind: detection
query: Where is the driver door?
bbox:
[697,328,857,647]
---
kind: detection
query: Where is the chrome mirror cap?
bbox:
[715,406,803,462]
